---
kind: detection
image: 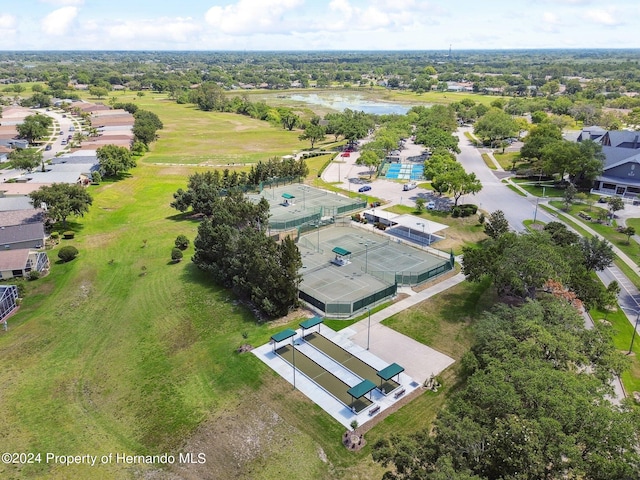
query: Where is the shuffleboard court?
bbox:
[276,344,372,412]
[304,332,400,394]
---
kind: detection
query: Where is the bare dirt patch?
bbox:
[161,392,321,480]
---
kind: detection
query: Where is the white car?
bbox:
[427,201,436,210]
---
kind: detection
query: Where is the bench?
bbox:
[368,405,381,416]
[394,388,406,399]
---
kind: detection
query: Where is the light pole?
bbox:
[367,307,371,350]
[364,243,368,273]
[292,335,296,390]
[417,222,426,247]
[533,196,540,224]
[317,223,320,253]
[621,306,640,355]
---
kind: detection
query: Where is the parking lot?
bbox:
[322,137,452,211]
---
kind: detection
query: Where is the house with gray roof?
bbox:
[0,209,45,231]
[0,196,36,212]
[579,128,640,199]
[1,223,45,250]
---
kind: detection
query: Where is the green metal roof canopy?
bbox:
[271,328,296,343]
[332,247,351,256]
[347,379,377,399]
[377,363,404,381]
[282,193,295,199]
[299,316,323,330]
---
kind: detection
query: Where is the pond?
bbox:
[287,93,414,115]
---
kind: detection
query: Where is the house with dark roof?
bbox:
[0,223,45,250]
[0,209,45,227]
[578,128,640,199]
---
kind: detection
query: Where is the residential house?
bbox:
[0,223,46,250]
[0,248,49,280]
[579,128,640,199]
[0,284,19,326]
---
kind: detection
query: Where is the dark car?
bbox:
[598,197,607,203]
[358,185,372,193]
[44,145,52,151]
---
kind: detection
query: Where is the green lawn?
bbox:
[492,151,519,170]
[481,153,496,170]
[92,91,306,166]
[590,307,640,395]
[548,200,640,267]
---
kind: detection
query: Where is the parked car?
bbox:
[358,185,372,193]
[427,201,436,210]
[61,140,67,145]
[59,131,64,135]
[44,145,52,151]
[598,197,607,203]
[403,181,417,191]
[342,152,350,157]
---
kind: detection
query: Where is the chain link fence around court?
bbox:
[299,283,397,318]
[269,209,322,231]
[368,257,454,286]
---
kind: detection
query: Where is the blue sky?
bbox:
[0,0,639,51]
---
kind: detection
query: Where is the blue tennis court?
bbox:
[385,164,424,180]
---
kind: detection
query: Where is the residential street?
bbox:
[455,127,557,230]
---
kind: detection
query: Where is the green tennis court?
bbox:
[304,332,399,394]
[276,344,372,412]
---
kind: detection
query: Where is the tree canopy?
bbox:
[462,228,613,307]
[29,183,93,228]
[16,114,52,143]
[96,144,136,177]
[8,148,43,172]
[373,298,638,480]
[192,192,302,318]
[473,108,519,147]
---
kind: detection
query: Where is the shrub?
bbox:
[171,247,183,263]
[452,204,478,218]
[459,204,478,215]
[50,232,59,240]
[91,171,101,184]
[28,271,41,281]
[175,234,190,250]
[58,246,79,262]
[63,231,75,239]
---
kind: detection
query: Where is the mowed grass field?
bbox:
[0,91,492,479]
[0,162,474,480]
[98,91,306,166]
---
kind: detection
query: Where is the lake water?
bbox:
[287,93,412,115]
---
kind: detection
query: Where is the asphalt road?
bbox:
[455,127,557,231]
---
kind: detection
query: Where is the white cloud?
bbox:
[583,8,621,26]
[205,0,303,35]
[41,6,78,35]
[40,0,84,5]
[543,12,560,24]
[104,17,200,44]
[313,0,432,34]
[0,14,17,29]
